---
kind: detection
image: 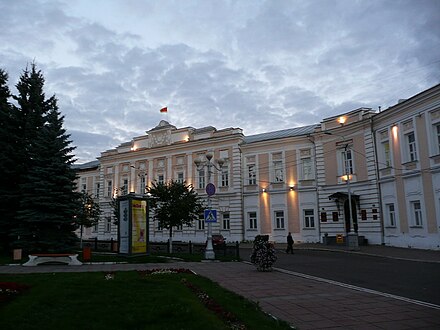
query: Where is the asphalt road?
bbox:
[241,247,440,305]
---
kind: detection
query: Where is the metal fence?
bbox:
[77,239,240,258]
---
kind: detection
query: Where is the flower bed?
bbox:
[139,268,195,276]
[0,282,30,304]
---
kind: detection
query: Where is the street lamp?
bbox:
[324,131,359,251]
[194,151,224,260]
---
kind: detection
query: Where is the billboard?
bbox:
[131,199,147,253]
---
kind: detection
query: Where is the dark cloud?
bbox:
[1,0,439,163]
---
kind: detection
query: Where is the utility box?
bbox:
[118,193,149,255]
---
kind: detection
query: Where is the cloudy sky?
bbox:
[1,0,439,164]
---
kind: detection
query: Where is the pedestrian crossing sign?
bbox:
[204,209,217,223]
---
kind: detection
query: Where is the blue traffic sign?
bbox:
[204,209,217,223]
[205,183,216,196]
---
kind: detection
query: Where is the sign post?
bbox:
[117,193,149,255]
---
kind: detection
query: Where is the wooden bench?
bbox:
[23,253,82,266]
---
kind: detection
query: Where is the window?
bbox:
[175,224,183,231]
[304,209,315,228]
[105,216,111,232]
[222,212,230,230]
[342,148,353,175]
[157,220,163,231]
[332,212,339,222]
[176,172,184,184]
[106,180,112,197]
[382,140,391,167]
[435,123,440,154]
[221,166,229,187]
[158,174,164,184]
[406,132,417,161]
[248,165,256,185]
[301,157,313,180]
[122,179,128,195]
[274,211,285,229]
[140,175,146,193]
[248,212,257,229]
[81,178,87,192]
[93,220,99,232]
[95,183,100,198]
[197,213,205,230]
[386,203,395,227]
[198,170,205,189]
[272,153,284,182]
[411,201,423,226]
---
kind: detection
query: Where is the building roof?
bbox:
[72,160,100,170]
[243,124,318,144]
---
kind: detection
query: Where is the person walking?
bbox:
[286,232,294,254]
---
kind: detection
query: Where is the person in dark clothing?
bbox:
[286,232,294,254]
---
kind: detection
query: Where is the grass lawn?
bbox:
[0,271,292,330]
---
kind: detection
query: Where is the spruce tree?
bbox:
[12,64,80,252]
[0,69,20,251]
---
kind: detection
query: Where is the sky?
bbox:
[1,0,439,164]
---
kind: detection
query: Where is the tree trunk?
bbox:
[169,227,173,254]
[80,224,83,248]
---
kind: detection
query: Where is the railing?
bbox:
[77,239,240,258]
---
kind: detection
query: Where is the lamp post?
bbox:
[324,131,359,250]
[194,151,224,260]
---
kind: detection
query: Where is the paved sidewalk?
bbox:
[1,259,440,329]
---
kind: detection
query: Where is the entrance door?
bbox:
[344,198,358,232]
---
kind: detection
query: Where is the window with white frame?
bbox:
[341,147,353,175]
[95,183,100,198]
[222,212,230,230]
[386,203,396,227]
[303,209,315,228]
[221,166,229,187]
[301,157,313,180]
[93,220,99,232]
[176,172,184,184]
[274,211,285,229]
[246,156,256,185]
[272,153,284,182]
[122,179,128,195]
[379,130,391,168]
[106,180,112,197]
[435,123,440,154]
[411,201,423,226]
[140,175,146,193]
[198,170,205,189]
[81,178,87,192]
[406,132,418,162]
[105,216,112,232]
[197,213,205,230]
[157,174,164,184]
[248,212,257,229]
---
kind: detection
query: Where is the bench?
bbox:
[23,253,82,266]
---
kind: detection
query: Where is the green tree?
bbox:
[76,191,101,248]
[0,69,20,251]
[11,64,81,252]
[147,181,204,253]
